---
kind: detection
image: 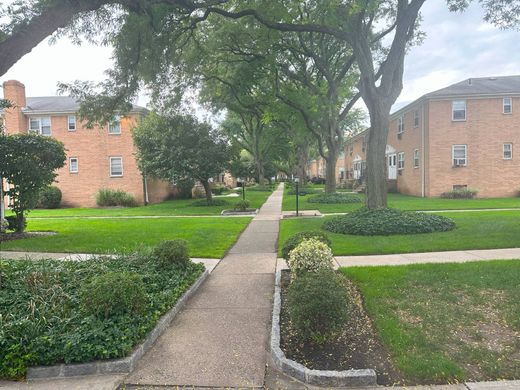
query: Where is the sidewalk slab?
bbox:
[466,380,520,389]
[465,248,520,260]
[211,253,276,274]
[242,220,280,233]
[228,233,278,254]
[401,250,483,263]
[0,375,123,390]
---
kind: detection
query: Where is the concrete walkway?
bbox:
[122,183,284,388]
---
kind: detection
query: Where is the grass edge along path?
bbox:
[341,260,520,384]
[0,217,252,258]
[279,210,520,256]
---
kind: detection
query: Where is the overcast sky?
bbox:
[1,1,519,113]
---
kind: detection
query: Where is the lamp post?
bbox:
[294,177,300,217]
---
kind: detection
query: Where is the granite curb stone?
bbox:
[26,268,210,381]
[270,271,377,387]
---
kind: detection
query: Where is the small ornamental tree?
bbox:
[133,112,232,202]
[0,133,66,232]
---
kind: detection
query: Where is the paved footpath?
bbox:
[123,183,284,388]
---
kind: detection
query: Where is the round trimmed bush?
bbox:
[323,207,456,236]
[307,193,362,204]
[281,230,331,260]
[191,198,228,207]
[80,272,146,319]
[234,199,251,211]
[152,239,190,267]
[288,238,334,279]
[287,270,349,343]
[36,186,62,209]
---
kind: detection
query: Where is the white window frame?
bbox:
[397,115,405,134]
[28,117,52,136]
[69,157,78,173]
[452,100,466,121]
[413,149,420,168]
[452,144,467,167]
[109,156,123,177]
[397,152,405,170]
[503,97,512,114]
[503,143,513,160]
[413,110,419,128]
[68,115,77,131]
[108,116,121,135]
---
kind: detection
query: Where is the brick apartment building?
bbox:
[308,76,520,198]
[1,80,175,207]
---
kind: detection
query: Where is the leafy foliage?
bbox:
[287,270,349,343]
[287,238,334,279]
[36,186,62,209]
[307,193,362,204]
[323,208,456,236]
[440,189,478,199]
[281,230,331,261]
[151,239,190,268]
[96,188,137,207]
[233,200,251,212]
[286,187,320,196]
[0,247,203,379]
[0,134,66,232]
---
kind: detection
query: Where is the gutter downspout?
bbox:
[142,171,149,206]
[421,104,426,197]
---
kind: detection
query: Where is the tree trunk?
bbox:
[15,212,25,233]
[324,154,337,194]
[201,179,213,202]
[297,142,310,185]
[365,100,391,209]
[256,161,265,186]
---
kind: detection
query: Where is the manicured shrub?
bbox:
[307,193,362,204]
[0,218,9,233]
[191,198,228,207]
[281,230,331,260]
[323,207,456,236]
[234,200,251,211]
[80,272,146,319]
[96,189,138,207]
[246,185,274,192]
[36,186,62,209]
[440,188,478,199]
[151,239,191,268]
[288,238,334,279]
[287,187,320,196]
[287,270,349,343]
[4,215,26,232]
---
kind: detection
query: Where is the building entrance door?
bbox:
[388,153,397,180]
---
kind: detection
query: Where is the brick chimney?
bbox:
[2,80,27,134]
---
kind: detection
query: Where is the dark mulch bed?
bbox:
[279,270,405,386]
[0,231,56,242]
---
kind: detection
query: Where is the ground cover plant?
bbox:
[0,217,251,258]
[342,261,520,383]
[279,210,520,256]
[323,208,455,236]
[96,189,138,207]
[282,190,520,214]
[0,246,204,379]
[307,193,362,204]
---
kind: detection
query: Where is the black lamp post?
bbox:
[295,177,300,217]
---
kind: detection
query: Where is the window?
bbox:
[452,100,466,121]
[69,157,78,173]
[503,143,513,159]
[68,116,76,131]
[413,110,419,128]
[503,97,512,114]
[452,145,467,166]
[108,116,121,134]
[398,115,405,133]
[109,157,123,177]
[397,152,405,170]
[413,149,420,168]
[28,117,51,136]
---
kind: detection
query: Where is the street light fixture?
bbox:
[294,177,300,217]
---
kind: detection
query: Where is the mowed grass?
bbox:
[19,190,272,218]
[279,211,520,256]
[282,190,520,213]
[342,261,520,383]
[0,217,252,258]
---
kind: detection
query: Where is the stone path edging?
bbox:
[26,269,210,381]
[270,270,377,387]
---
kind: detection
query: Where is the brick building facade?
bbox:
[1,80,175,207]
[309,76,520,198]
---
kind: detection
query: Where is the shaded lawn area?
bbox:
[279,211,520,256]
[342,261,520,384]
[17,190,272,218]
[282,190,520,213]
[0,217,251,258]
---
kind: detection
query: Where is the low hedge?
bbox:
[287,187,320,196]
[440,188,478,199]
[323,207,456,236]
[281,230,331,260]
[307,193,362,204]
[96,189,138,207]
[0,246,204,379]
[191,198,229,207]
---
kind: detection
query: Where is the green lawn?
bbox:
[17,190,272,218]
[282,190,520,213]
[279,210,520,256]
[0,217,251,258]
[342,261,520,383]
